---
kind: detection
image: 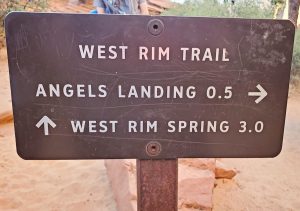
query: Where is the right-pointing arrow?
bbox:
[248,84,268,104]
[36,116,56,136]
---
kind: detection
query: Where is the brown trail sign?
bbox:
[5,13,295,160]
[5,12,295,211]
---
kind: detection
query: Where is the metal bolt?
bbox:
[148,19,164,36]
[146,141,162,156]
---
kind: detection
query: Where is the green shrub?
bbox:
[0,0,47,47]
[291,30,300,86]
[163,0,274,19]
[163,0,230,17]
[230,0,274,18]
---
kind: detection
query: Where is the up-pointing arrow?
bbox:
[35,116,56,136]
[248,84,268,104]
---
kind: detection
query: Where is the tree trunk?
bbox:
[289,0,300,26]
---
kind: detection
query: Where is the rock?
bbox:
[105,159,236,210]
[215,160,237,179]
[0,111,13,124]
[178,177,215,211]
[104,159,137,211]
[179,158,216,172]
[105,159,216,211]
[178,161,215,211]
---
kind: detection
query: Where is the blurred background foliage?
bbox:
[0,0,48,46]
[163,0,274,18]
[291,28,300,85]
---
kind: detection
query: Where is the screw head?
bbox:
[145,141,162,157]
[148,19,164,36]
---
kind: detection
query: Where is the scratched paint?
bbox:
[5,12,295,159]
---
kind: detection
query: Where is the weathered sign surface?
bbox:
[5,12,295,159]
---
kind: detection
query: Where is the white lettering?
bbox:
[191,48,200,61]
[71,120,86,133]
[77,84,85,97]
[128,86,139,98]
[168,121,176,132]
[118,85,126,98]
[202,48,213,61]
[222,48,229,61]
[49,84,60,97]
[128,121,157,132]
[108,46,117,59]
[36,84,47,97]
[141,86,151,98]
[159,47,170,60]
[167,120,230,133]
[119,46,128,59]
[220,121,229,133]
[63,84,73,97]
[88,85,96,97]
[89,120,97,132]
[154,86,164,98]
[98,85,107,97]
[98,45,106,59]
[215,48,219,61]
[128,121,137,132]
[186,86,196,98]
[79,45,94,58]
[99,121,107,132]
[110,121,118,132]
[181,47,189,61]
[190,121,198,132]
[178,121,187,132]
[139,46,148,60]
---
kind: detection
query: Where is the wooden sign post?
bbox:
[137,159,178,211]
